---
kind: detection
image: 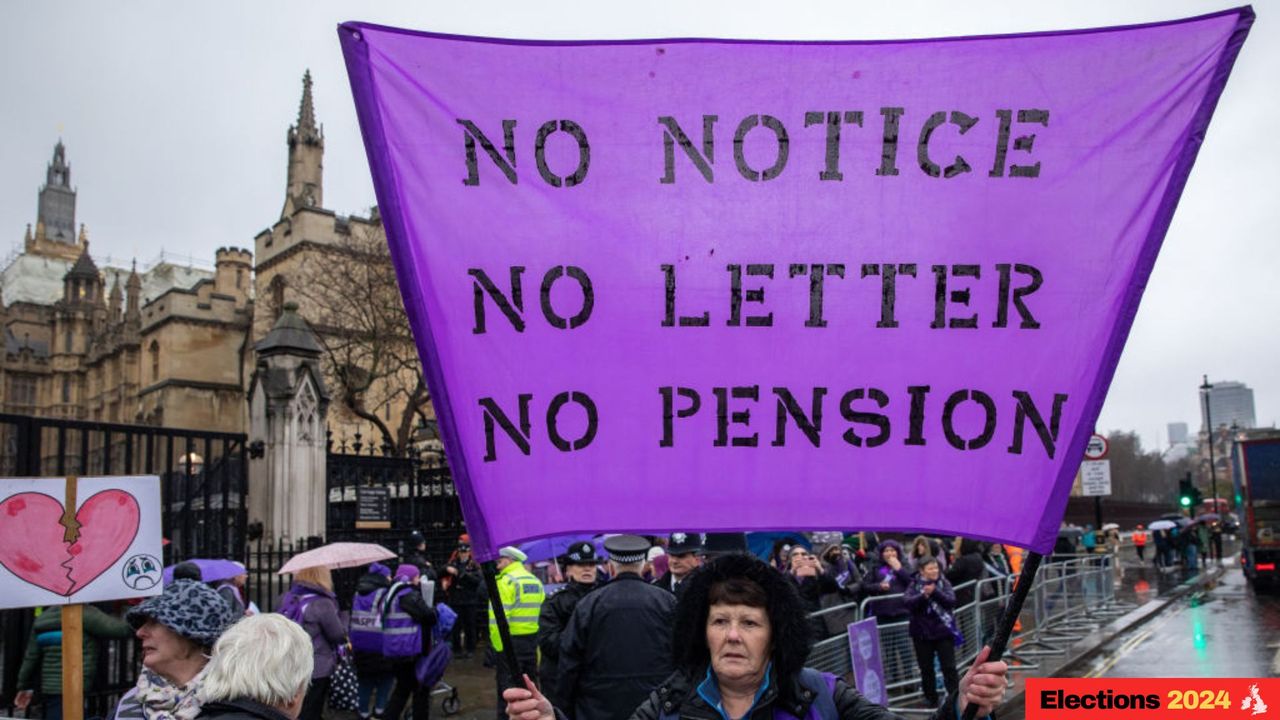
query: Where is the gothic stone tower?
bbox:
[284,70,324,216]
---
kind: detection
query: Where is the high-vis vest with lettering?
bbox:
[349,586,388,654]
[382,583,423,658]
[488,562,545,651]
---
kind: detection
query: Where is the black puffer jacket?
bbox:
[538,580,599,708]
[196,698,292,720]
[946,541,987,608]
[628,666,953,720]
[557,573,676,720]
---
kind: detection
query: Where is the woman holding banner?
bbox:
[502,554,1008,720]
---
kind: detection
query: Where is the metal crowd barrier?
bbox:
[804,553,1134,712]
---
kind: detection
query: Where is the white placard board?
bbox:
[1081,460,1112,497]
[0,475,163,609]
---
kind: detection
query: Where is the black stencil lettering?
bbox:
[479,394,532,461]
[1011,109,1050,178]
[534,119,591,187]
[469,267,525,334]
[941,389,998,450]
[994,263,1043,328]
[1007,390,1068,458]
[905,385,931,446]
[733,115,790,182]
[660,386,702,447]
[659,115,717,184]
[876,107,905,177]
[989,109,1013,177]
[662,264,710,327]
[789,264,846,327]
[458,119,517,186]
[772,387,827,447]
[861,263,917,328]
[539,266,594,329]
[805,110,863,181]
[546,391,598,452]
[714,385,760,447]
[839,388,890,448]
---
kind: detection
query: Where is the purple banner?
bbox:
[339,9,1252,559]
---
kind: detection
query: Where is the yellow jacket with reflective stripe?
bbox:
[489,562,545,650]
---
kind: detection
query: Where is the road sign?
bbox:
[1084,433,1109,460]
[1081,460,1112,496]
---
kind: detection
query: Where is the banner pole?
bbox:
[960,551,1043,720]
[61,603,84,720]
[481,560,525,688]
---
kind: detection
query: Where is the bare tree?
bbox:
[292,220,433,453]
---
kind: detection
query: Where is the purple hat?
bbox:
[369,562,392,578]
[395,564,420,582]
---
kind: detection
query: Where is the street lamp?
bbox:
[1199,375,1218,514]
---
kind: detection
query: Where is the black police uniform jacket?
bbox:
[627,667,956,720]
[538,579,599,708]
[557,572,676,720]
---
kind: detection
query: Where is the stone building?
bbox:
[1,142,254,432]
[2,71,433,452]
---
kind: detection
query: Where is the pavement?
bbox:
[995,544,1259,720]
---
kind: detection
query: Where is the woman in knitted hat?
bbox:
[112,579,236,719]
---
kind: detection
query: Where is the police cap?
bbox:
[603,534,651,564]
[562,541,599,565]
[667,532,706,555]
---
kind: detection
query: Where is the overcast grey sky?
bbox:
[1,1,1274,452]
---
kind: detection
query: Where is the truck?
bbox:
[1233,436,1280,589]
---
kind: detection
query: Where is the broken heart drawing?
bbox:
[0,488,140,596]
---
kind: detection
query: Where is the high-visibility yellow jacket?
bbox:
[489,562,545,651]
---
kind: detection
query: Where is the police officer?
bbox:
[557,535,675,720]
[405,530,438,581]
[491,546,545,719]
[652,532,703,597]
[537,541,601,710]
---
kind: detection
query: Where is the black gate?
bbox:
[325,439,466,593]
[0,413,247,716]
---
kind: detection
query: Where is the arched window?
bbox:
[269,275,287,319]
[149,340,160,382]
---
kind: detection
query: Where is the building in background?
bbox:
[1,142,253,432]
[1,72,435,451]
[1202,380,1257,431]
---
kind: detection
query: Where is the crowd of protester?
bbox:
[10,530,1015,720]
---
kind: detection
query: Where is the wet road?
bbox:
[1079,561,1280,678]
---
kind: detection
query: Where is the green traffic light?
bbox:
[1180,496,1192,507]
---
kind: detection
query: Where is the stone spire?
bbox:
[284,70,325,215]
[38,140,77,245]
[108,274,122,323]
[296,70,320,144]
[125,260,141,320]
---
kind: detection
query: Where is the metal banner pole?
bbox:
[960,551,1044,720]
[481,560,525,685]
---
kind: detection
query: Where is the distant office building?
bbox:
[1202,381,1256,431]
[1167,422,1189,445]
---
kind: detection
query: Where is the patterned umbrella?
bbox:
[277,542,397,574]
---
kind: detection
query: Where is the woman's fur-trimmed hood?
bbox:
[671,553,813,685]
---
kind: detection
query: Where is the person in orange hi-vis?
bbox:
[1132,525,1148,563]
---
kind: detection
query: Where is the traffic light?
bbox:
[1179,475,1194,508]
